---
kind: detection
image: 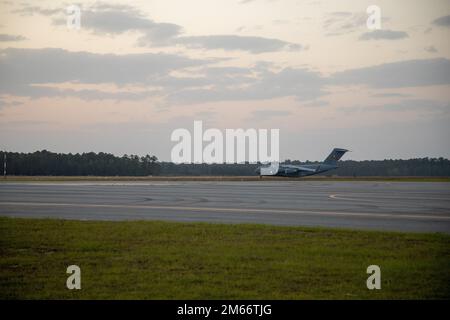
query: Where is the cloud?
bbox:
[323,11,392,37]
[341,99,450,115]
[247,109,292,121]
[300,100,329,107]
[173,35,301,53]
[432,15,450,27]
[0,99,24,108]
[0,47,260,101]
[136,23,183,45]
[2,48,448,105]
[81,9,180,37]
[379,99,450,113]
[0,34,26,41]
[14,3,183,45]
[371,92,411,98]
[332,58,450,88]
[13,3,300,53]
[13,2,183,45]
[424,45,437,53]
[168,67,326,104]
[323,11,367,36]
[12,6,61,16]
[359,30,408,40]
[55,3,182,45]
[0,48,209,99]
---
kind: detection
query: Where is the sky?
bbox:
[0,0,449,161]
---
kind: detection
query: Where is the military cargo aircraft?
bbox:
[256,148,348,177]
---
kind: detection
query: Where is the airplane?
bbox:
[256,148,349,177]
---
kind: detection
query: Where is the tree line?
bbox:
[1,150,159,176]
[1,150,449,176]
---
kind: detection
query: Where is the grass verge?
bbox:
[0,217,449,299]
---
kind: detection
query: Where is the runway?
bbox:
[1,181,450,233]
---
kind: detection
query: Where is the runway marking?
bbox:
[1,201,449,221]
[329,194,377,202]
[329,193,450,202]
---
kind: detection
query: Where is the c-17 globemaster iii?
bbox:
[256,148,348,177]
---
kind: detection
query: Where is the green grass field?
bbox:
[1,217,449,299]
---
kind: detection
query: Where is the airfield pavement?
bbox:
[0,181,449,233]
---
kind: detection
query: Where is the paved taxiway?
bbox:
[1,181,449,233]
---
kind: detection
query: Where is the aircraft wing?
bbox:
[283,165,317,173]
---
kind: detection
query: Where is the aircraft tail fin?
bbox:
[323,148,348,165]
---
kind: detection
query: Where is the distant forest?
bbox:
[1,150,450,176]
